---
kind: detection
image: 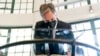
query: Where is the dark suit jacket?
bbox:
[34,19,74,55]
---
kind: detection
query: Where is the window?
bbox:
[0,0,100,14]
[76,45,97,56]
[94,20,100,28]
[0,27,32,56]
[71,22,95,46]
[90,0,98,4]
[0,29,8,46]
[67,4,74,9]
[14,0,33,14]
[96,29,100,46]
[74,2,81,8]
[0,19,100,56]
[8,28,32,56]
[0,0,34,14]
[94,19,100,47]
[71,19,100,56]
[45,0,65,10]
[10,28,32,43]
[0,29,8,53]
[0,0,12,14]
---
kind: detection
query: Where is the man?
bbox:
[34,3,74,55]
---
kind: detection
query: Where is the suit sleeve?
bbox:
[34,22,41,39]
[65,23,74,39]
[34,22,45,54]
[34,22,38,39]
[60,22,74,39]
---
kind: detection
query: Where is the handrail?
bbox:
[0,39,100,52]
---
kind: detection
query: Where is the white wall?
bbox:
[57,3,100,22]
[0,3,100,27]
[34,0,44,11]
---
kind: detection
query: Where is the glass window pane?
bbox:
[76,23,84,30]
[8,53,15,56]
[46,1,51,3]
[71,24,77,31]
[0,49,5,53]
[27,9,32,13]
[0,4,5,8]
[17,29,25,36]
[90,0,97,4]
[7,0,12,2]
[15,53,23,56]
[46,0,51,3]
[20,10,26,14]
[46,0,51,2]
[23,53,30,56]
[22,0,27,2]
[74,2,81,8]
[59,6,64,10]
[0,30,8,36]
[15,45,23,52]
[86,48,97,56]
[68,4,74,9]
[83,22,91,29]
[0,10,4,13]
[55,7,59,11]
[0,0,6,2]
[9,37,17,43]
[28,0,33,2]
[77,30,95,46]
[21,3,27,9]
[73,31,83,38]
[27,3,32,8]
[23,44,31,52]
[96,29,100,47]
[0,37,7,46]
[24,29,32,36]
[81,1,88,6]
[8,47,16,53]
[14,10,19,14]
[5,10,10,14]
[94,20,100,28]
[52,0,58,4]
[17,37,24,41]
[14,3,20,9]
[25,37,31,40]
[76,45,98,56]
[11,29,18,37]
[6,4,11,8]
[58,0,64,3]
[15,0,21,2]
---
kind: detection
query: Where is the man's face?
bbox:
[42,9,55,22]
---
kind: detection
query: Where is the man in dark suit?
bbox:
[34,3,74,55]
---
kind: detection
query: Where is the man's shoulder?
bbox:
[58,20,70,25]
[58,20,71,29]
[36,20,45,25]
[36,20,44,23]
[35,20,44,27]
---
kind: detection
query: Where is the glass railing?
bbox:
[0,29,100,56]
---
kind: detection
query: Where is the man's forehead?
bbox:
[42,8,51,15]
